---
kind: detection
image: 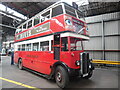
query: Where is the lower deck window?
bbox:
[33,43,39,51]
[26,44,31,51]
[40,41,49,51]
[22,44,25,51]
[18,45,21,51]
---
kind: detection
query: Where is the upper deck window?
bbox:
[28,20,32,28]
[64,4,76,17]
[76,10,85,21]
[16,26,22,34]
[34,16,40,26]
[77,10,83,19]
[52,5,63,17]
[23,23,27,30]
[41,10,50,22]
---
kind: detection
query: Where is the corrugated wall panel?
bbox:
[103,12,120,21]
[85,15,102,23]
[92,52,103,60]
[88,23,102,36]
[6,36,14,41]
[84,12,120,64]
[105,36,119,50]
[84,37,102,50]
[105,52,120,61]
[104,21,119,35]
[118,20,120,34]
[86,51,120,61]
[86,51,103,60]
[85,12,120,23]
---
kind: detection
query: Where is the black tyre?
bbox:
[82,70,93,79]
[18,59,23,70]
[55,66,69,88]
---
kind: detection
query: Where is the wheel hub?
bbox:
[57,72,62,82]
[19,61,22,68]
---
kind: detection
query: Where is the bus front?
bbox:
[59,2,94,79]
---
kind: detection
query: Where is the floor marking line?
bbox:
[0,77,41,90]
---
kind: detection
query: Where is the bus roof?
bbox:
[17,1,83,29]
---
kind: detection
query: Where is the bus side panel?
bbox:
[50,15,65,33]
[22,51,34,69]
[23,51,54,75]
[36,51,54,75]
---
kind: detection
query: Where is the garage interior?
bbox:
[0,0,120,89]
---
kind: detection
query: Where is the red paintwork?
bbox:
[60,50,84,69]
[15,14,88,42]
[14,50,84,75]
[14,14,88,75]
[15,51,55,75]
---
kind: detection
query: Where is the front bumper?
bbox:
[68,62,94,77]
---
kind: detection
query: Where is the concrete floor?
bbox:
[0,56,119,89]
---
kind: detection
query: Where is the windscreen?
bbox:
[70,37,83,51]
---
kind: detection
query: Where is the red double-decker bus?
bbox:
[14,2,94,88]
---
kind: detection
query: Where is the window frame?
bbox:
[34,15,40,26]
[61,37,69,52]
[27,19,33,29]
[32,42,39,51]
[64,4,77,18]
[21,44,25,51]
[26,43,32,51]
[69,37,83,51]
[51,5,63,17]
[40,41,49,51]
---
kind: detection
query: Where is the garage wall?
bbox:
[84,12,120,62]
[0,12,1,50]
[6,35,14,41]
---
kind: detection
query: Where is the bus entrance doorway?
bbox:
[53,34,60,60]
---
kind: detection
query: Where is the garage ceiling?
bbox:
[0,1,120,42]
[2,2,120,18]
[2,2,55,18]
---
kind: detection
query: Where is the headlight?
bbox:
[89,64,91,68]
[76,60,80,66]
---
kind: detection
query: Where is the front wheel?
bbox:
[55,66,69,88]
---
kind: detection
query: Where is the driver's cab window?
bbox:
[61,37,68,51]
[70,37,83,51]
